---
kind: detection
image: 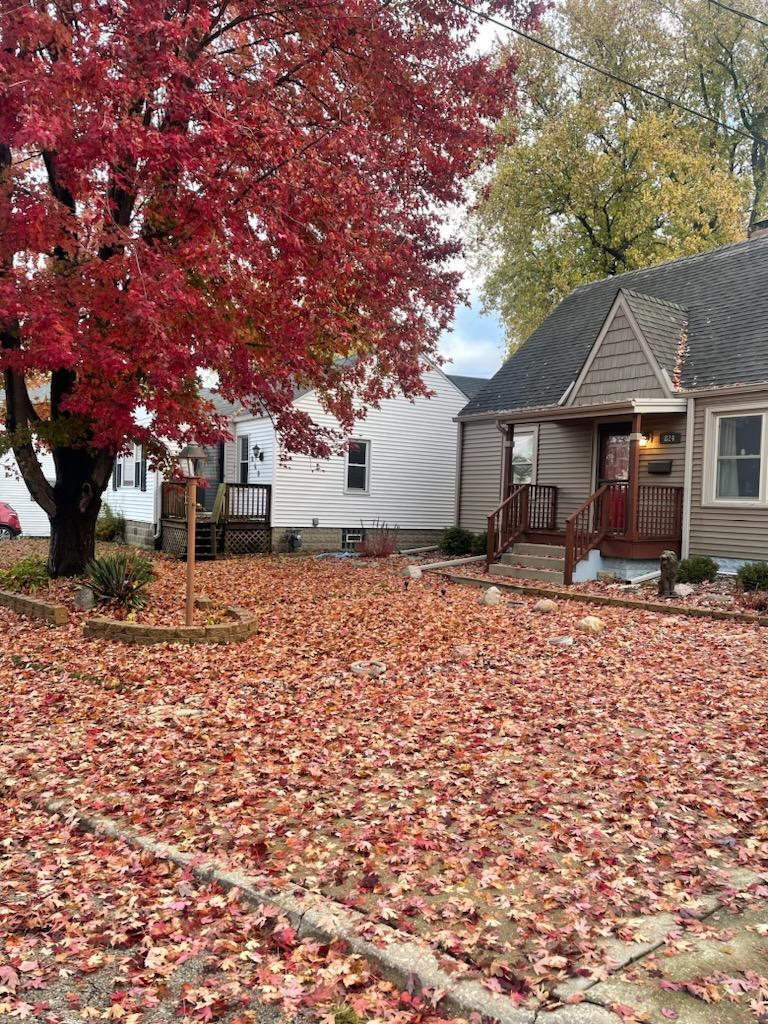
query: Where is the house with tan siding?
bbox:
[457,228,768,584]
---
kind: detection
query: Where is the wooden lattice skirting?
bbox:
[160,519,271,558]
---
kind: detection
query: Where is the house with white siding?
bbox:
[2,371,484,554]
[457,227,768,583]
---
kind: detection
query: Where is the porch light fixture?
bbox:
[252,442,264,462]
[639,432,653,447]
[177,442,207,627]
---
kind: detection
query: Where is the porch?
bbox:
[485,405,686,584]
[160,481,272,559]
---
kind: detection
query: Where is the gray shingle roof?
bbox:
[460,236,768,417]
[447,374,488,400]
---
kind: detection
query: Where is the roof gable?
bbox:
[566,292,673,407]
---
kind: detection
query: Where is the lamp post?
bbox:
[178,442,207,627]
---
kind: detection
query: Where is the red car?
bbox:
[0,501,21,540]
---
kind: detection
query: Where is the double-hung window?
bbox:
[346,440,370,492]
[239,436,249,484]
[708,409,765,504]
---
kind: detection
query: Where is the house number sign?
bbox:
[660,431,682,445]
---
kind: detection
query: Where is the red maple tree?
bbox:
[1,1,535,575]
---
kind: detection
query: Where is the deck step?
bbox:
[501,552,565,570]
[512,542,566,557]
[489,563,565,585]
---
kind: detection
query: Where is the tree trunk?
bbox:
[48,498,101,577]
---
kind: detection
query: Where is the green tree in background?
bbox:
[474,0,764,349]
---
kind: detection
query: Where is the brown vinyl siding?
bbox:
[639,414,686,488]
[690,393,768,560]
[458,419,503,531]
[572,312,667,406]
[535,421,594,527]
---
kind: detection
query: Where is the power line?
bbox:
[450,0,762,144]
[708,0,768,29]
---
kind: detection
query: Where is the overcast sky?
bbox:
[436,15,509,383]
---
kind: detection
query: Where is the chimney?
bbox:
[750,217,768,240]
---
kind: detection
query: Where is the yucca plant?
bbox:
[86,552,154,610]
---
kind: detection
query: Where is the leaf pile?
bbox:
[2,553,768,1014]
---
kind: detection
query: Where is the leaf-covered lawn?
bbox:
[2,550,768,1015]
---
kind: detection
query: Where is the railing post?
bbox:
[520,485,530,536]
[564,520,574,585]
[486,513,496,569]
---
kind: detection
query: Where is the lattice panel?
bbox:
[161,521,187,558]
[223,525,272,555]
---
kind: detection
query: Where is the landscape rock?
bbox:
[478,586,502,606]
[597,571,618,582]
[401,565,422,581]
[549,635,574,646]
[74,587,96,611]
[577,615,605,634]
[350,660,387,678]
[195,595,213,609]
[452,644,476,661]
[705,594,733,606]
[673,583,695,599]
[533,598,558,613]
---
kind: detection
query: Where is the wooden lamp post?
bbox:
[178,442,207,627]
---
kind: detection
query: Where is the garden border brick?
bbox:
[435,572,768,626]
[0,589,69,625]
[83,606,256,644]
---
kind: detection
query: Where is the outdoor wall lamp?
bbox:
[252,443,264,461]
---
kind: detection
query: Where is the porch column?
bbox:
[500,422,515,500]
[627,412,642,540]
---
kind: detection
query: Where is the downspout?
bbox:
[495,419,514,500]
[681,397,695,559]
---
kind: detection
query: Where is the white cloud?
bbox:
[439,295,506,378]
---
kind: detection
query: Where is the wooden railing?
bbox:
[486,484,557,566]
[564,483,683,584]
[226,482,271,522]
[161,481,271,525]
[637,484,683,539]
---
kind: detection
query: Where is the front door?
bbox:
[597,422,631,531]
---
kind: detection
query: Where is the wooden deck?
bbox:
[160,482,272,559]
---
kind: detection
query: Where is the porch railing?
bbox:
[564,483,683,584]
[161,481,271,525]
[486,484,557,566]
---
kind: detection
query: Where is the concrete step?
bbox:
[489,563,565,585]
[501,552,565,570]
[513,542,566,557]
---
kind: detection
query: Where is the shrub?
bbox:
[737,560,768,592]
[740,590,768,613]
[0,555,49,593]
[86,552,154,610]
[95,502,125,542]
[676,556,718,585]
[357,531,397,557]
[440,526,475,556]
[471,531,488,556]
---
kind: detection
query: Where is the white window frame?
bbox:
[703,405,768,508]
[239,435,249,485]
[119,444,137,488]
[344,439,370,494]
[342,527,364,550]
[510,426,538,486]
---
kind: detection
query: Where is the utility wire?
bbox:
[450,0,763,144]
[707,0,768,29]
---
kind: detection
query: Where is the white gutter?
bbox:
[681,396,695,559]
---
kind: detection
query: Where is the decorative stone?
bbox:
[673,583,695,599]
[597,571,618,582]
[74,587,96,611]
[350,660,387,678]
[478,586,502,606]
[401,565,422,580]
[577,615,605,634]
[533,598,558,613]
[658,550,679,597]
[452,644,476,661]
[549,635,574,646]
[705,594,733,606]
[195,595,213,609]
